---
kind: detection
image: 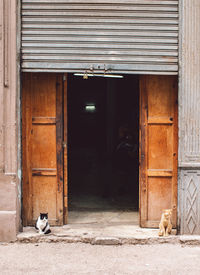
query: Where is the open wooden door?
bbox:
[22,73,65,226]
[140,75,178,228]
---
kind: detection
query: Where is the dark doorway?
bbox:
[67,74,139,223]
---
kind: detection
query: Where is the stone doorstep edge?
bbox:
[14,234,200,246]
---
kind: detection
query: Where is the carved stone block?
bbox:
[179,169,200,234]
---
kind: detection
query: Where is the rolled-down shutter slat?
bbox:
[21,0,178,75]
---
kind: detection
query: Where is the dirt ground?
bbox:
[1,243,200,275]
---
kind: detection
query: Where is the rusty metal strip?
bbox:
[3,0,9,87]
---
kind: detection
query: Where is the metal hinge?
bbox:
[64,197,68,208]
[63,75,67,81]
[62,141,67,148]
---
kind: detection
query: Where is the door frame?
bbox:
[22,72,178,228]
[63,74,68,224]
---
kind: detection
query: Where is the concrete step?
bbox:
[16,226,200,246]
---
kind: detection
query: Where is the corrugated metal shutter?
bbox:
[21,0,178,75]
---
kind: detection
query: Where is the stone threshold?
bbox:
[16,226,200,246]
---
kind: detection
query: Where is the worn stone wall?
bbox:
[0,0,21,242]
[178,0,200,234]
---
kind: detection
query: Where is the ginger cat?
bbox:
[158,209,172,237]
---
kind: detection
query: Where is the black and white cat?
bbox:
[35,213,51,234]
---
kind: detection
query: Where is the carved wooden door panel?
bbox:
[22,73,64,226]
[140,75,178,228]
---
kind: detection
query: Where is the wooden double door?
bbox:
[22,73,177,227]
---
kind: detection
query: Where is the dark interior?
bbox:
[68,73,139,211]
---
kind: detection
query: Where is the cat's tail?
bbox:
[44,229,51,235]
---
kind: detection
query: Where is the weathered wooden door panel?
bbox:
[22,73,64,226]
[140,75,178,228]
